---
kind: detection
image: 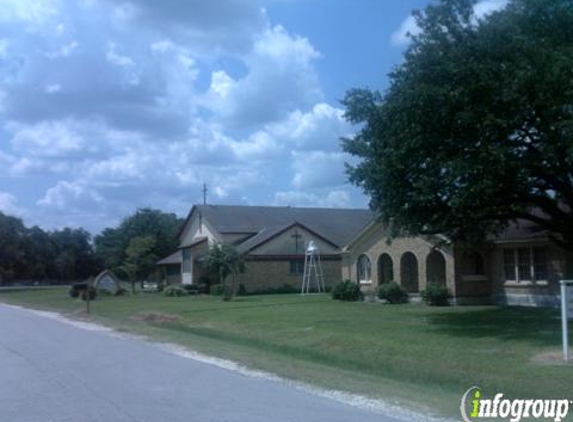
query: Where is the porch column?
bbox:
[182,248,193,284]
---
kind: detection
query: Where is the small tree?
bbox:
[205,243,245,301]
[119,235,157,294]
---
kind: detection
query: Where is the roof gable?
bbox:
[182,204,374,249]
[237,222,339,254]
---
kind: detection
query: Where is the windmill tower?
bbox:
[301,240,325,294]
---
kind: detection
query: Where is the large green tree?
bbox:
[94,208,183,274]
[343,0,573,248]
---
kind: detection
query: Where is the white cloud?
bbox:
[474,0,508,19]
[9,119,86,157]
[209,70,234,98]
[0,192,23,216]
[0,0,60,28]
[120,0,268,55]
[0,38,9,59]
[0,0,367,231]
[37,180,104,211]
[0,149,15,167]
[9,157,70,176]
[105,42,140,85]
[46,40,78,58]
[261,103,351,151]
[273,189,350,208]
[204,25,322,127]
[291,151,348,190]
[391,0,508,46]
[45,83,61,94]
[391,15,421,46]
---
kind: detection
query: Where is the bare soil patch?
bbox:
[133,312,183,324]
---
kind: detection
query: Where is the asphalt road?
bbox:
[0,304,404,422]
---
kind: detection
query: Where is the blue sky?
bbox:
[0,0,505,233]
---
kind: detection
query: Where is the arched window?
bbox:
[378,253,394,284]
[426,250,446,286]
[400,252,419,293]
[357,254,372,284]
[473,252,485,275]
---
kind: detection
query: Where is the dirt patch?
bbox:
[531,350,573,366]
[133,312,184,325]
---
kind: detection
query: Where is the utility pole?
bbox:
[202,183,208,205]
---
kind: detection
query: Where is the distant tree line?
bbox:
[0,212,99,283]
[0,208,184,285]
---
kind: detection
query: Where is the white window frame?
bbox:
[357,254,372,284]
[503,246,548,285]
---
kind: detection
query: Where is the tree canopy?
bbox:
[119,235,157,293]
[0,212,99,283]
[342,0,573,248]
[94,208,183,278]
[205,242,245,298]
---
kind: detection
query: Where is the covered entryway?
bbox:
[400,252,419,293]
[378,253,394,284]
[426,250,446,286]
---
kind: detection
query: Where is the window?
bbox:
[517,248,531,281]
[357,254,372,283]
[503,247,548,283]
[533,247,548,281]
[290,260,304,275]
[504,249,516,281]
[182,248,192,273]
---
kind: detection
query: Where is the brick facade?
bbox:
[341,221,573,307]
[235,257,341,293]
[341,223,457,296]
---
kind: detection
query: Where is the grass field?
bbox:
[1,287,571,419]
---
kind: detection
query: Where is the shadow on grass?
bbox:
[426,306,562,347]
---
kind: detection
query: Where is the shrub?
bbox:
[211,285,224,296]
[198,276,213,294]
[421,283,450,306]
[116,287,128,296]
[377,282,408,304]
[69,282,89,298]
[97,289,114,296]
[332,280,362,302]
[163,285,188,297]
[80,287,96,301]
[156,280,165,293]
[237,283,247,296]
[69,286,80,298]
[222,285,234,301]
[182,284,202,294]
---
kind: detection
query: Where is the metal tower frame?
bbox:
[301,241,325,294]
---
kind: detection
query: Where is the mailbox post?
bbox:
[561,280,573,361]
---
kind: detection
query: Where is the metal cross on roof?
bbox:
[291,228,302,254]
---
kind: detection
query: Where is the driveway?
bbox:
[0,304,405,422]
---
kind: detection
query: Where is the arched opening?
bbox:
[378,253,394,284]
[357,254,372,284]
[426,250,446,286]
[400,252,419,293]
[473,252,485,275]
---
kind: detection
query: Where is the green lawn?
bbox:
[1,287,571,419]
